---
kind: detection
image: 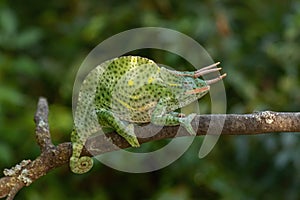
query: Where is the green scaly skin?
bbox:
[70,56,226,174]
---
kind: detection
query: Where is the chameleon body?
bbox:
[70,56,226,174]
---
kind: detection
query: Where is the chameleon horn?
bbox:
[195,62,220,73]
[185,86,210,95]
[169,62,221,78]
[194,67,222,78]
[205,73,227,85]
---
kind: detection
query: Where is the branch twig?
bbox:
[0,98,71,200]
[0,97,299,199]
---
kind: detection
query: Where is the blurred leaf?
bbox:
[15,28,43,49]
[48,104,73,141]
[0,85,27,106]
[82,15,106,42]
[0,8,17,35]
[155,186,190,200]
[13,55,40,77]
[0,142,13,165]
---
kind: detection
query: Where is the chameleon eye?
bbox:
[183,81,191,87]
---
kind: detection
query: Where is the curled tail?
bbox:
[70,130,93,174]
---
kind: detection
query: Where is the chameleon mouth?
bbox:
[185,86,210,95]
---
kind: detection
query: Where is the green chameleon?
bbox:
[70,56,226,174]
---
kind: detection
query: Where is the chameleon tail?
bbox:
[70,130,93,174]
[70,142,93,174]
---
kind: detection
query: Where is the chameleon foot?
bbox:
[96,109,140,147]
[179,113,197,135]
[70,156,93,174]
[124,124,140,147]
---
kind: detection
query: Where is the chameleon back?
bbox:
[94,56,164,123]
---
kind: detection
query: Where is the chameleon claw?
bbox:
[177,113,185,118]
[124,124,140,147]
[179,113,197,136]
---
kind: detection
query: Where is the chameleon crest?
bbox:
[70,56,226,174]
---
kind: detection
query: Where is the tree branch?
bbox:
[0,97,299,199]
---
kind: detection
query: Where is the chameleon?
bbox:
[70,56,226,174]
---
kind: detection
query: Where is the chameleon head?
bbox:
[160,62,226,110]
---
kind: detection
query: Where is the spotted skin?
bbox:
[70,56,226,174]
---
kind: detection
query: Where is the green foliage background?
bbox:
[0,0,299,199]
